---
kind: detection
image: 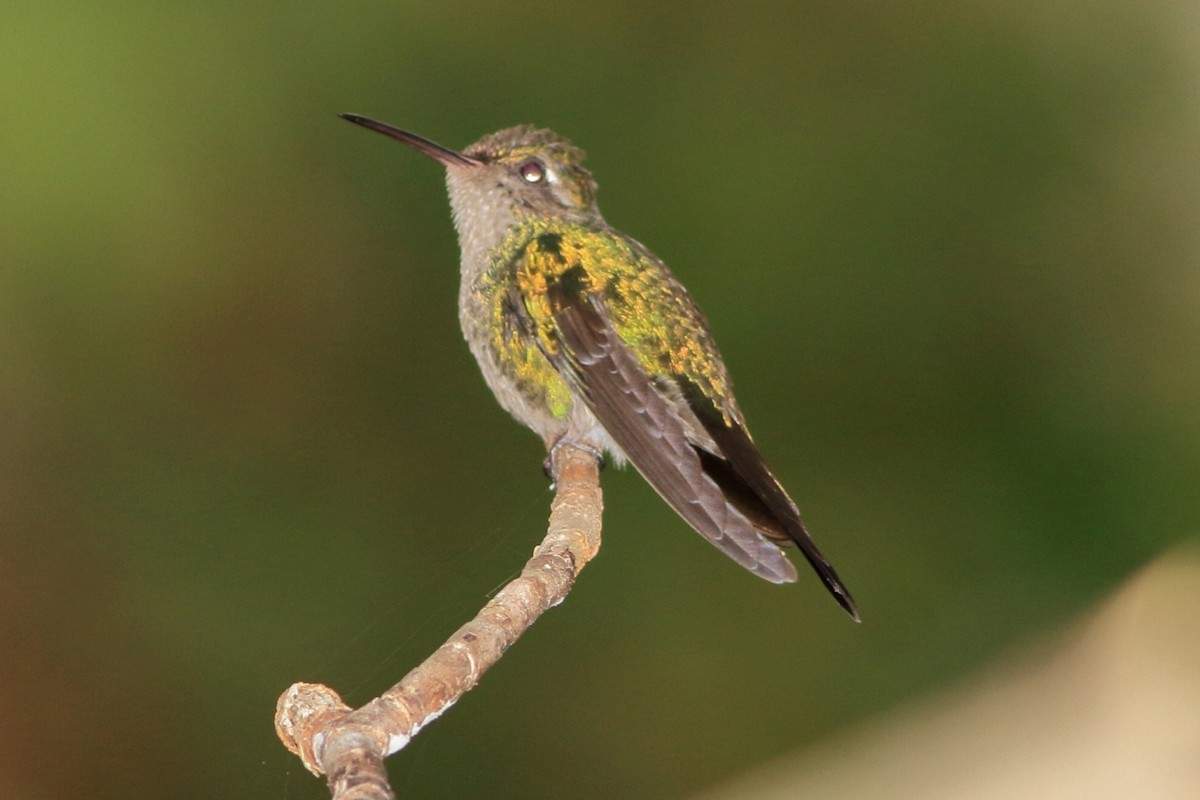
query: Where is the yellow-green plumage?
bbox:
[479,218,736,428]
[340,114,858,619]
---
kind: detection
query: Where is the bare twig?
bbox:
[275,443,604,799]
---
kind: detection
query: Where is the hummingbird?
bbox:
[341,114,858,620]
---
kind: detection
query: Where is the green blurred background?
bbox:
[2,2,1197,798]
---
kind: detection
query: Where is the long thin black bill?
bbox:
[339,113,479,168]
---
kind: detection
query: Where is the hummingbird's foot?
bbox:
[545,439,607,487]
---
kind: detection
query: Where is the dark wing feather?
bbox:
[547,285,798,584]
[682,380,860,620]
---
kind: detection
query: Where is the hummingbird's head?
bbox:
[457,125,600,220]
[340,115,604,266]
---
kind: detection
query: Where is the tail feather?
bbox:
[696,417,860,621]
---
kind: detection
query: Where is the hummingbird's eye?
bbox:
[518,160,545,184]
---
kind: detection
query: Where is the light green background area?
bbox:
[2,3,1197,798]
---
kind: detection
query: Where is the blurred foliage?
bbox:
[1,2,1197,799]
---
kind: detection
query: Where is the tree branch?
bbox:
[275,443,604,799]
